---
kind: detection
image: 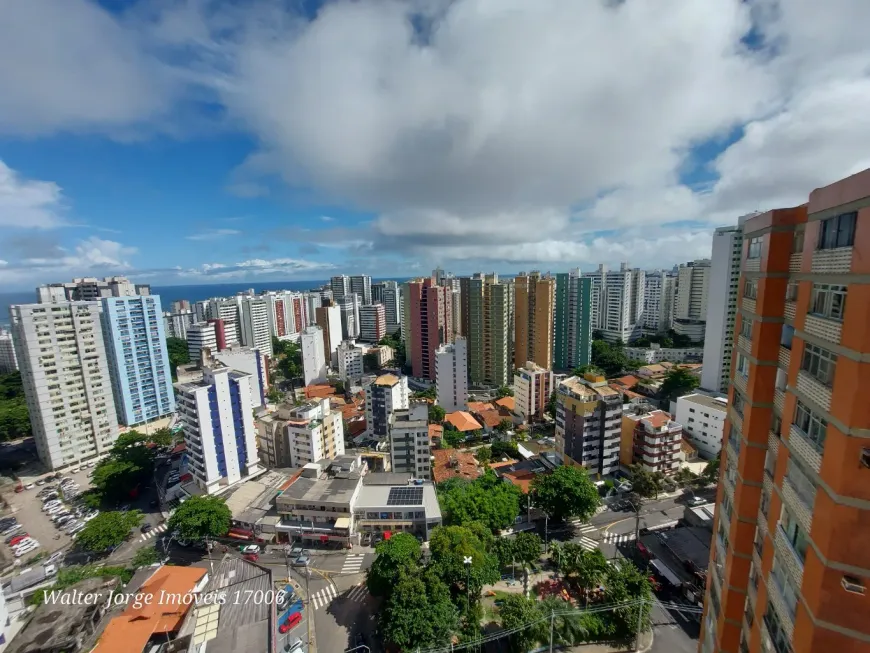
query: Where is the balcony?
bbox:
[812,246,853,273]
[788,252,802,272]
[744,257,761,273]
[768,430,780,457]
[781,476,814,533]
[803,313,842,345]
[783,301,797,321]
[773,389,785,415]
[733,372,747,395]
[730,408,743,435]
[795,371,832,412]
[778,345,791,371]
[774,526,805,589]
[766,573,796,640]
[788,425,823,473]
[742,297,756,314]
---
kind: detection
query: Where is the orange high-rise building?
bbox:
[514,271,555,371]
[700,169,870,653]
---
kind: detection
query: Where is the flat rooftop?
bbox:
[373,373,401,387]
[279,475,360,504]
[356,483,441,518]
[679,393,728,412]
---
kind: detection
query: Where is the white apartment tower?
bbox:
[187,321,218,363]
[389,403,432,480]
[643,271,676,334]
[208,299,240,346]
[11,302,119,470]
[337,339,365,383]
[285,398,345,467]
[514,361,555,422]
[175,364,261,494]
[380,281,402,335]
[364,373,410,439]
[239,297,273,356]
[672,259,711,342]
[435,336,468,413]
[0,329,18,373]
[350,275,372,305]
[315,303,343,362]
[300,326,328,386]
[701,221,746,392]
[338,295,361,340]
[584,263,644,343]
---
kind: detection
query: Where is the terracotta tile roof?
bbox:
[609,384,645,400]
[475,409,503,429]
[612,375,639,387]
[429,424,444,439]
[373,373,401,386]
[494,396,515,412]
[339,403,362,420]
[445,411,482,432]
[347,418,367,437]
[643,410,672,429]
[305,384,336,399]
[93,566,206,653]
[489,459,519,470]
[467,401,490,413]
[433,448,481,483]
[501,469,538,494]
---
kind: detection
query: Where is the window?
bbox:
[792,400,827,452]
[740,319,752,339]
[786,455,816,508]
[785,282,799,302]
[763,607,795,653]
[780,324,794,350]
[801,343,837,387]
[743,279,758,300]
[736,354,749,379]
[818,211,856,250]
[780,506,809,565]
[792,230,804,254]
[810,284,847,321]
[747,236,762,259]
[733,392,745,418]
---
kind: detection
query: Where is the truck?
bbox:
[4,563,56,595]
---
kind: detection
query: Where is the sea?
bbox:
[0,278,408,329]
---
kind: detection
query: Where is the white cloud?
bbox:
[320,216,335,222]
[0,160,67,229]
[185,257,335,278]
[0,237,136,286]
[185,228,242,241]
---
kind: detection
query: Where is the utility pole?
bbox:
[464,556,473,617]
[305,566,312,649]
[549,610,555,653]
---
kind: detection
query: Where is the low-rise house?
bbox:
[432,448,481,484]
[444,411,482,433]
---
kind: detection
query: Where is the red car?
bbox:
[8,534,29,547]
[243,553,259,562]
[279,611,302,634]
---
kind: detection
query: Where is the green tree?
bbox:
[167,495,231,542]
[603,562,653,639]
[429,524,499,601]
[546,391,558,419]
[561,545,608,605]
[531,466,601,522]
[492,537,516,568]
[267,387,284,404]
[674,467,698,486]
[366,532,421,597]
[496,385,514,398]
[437,469,522,532]
[363,351,381,373]
[628,465,665,499]
[490,439,519,460]
[429,404,446,424]
[0,371,31,442]
[475,446,492,465]
[659,367,700,402]
[380,571,458,650]
[379,334,407,369]
[412,386,437,400]
[495,418,513,434]
[75,510,143,552]
[442,427,464,448]
[150,427,174,448]
[591,340,629,377]
[512,532,542,569]
[499,594,544,652]
[131,545,162,568]
[166,337,190,379]
[571,364,603,377]
[702,453,721,483]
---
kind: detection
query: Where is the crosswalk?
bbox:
[138,523,168,541]
[602,532,636,544]
[340,554,365,575]
[309,582,369,610]
[574,523,598,551]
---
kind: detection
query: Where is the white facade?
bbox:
[364,374,410,440]
[214,346,270,408]
[300,326,328,386]
[315,304,343,361]
[304,292,321,326]
[623,345,704,364]
[389,403,432,480]
[187,321,218,363]
[337,339,365,383]
[285,398,345,467]
[435,336,468,413]
[11,302,119,470]
[643,272,675,334]
[239,297,273,356]
[36,276,150,303]
[381,281,402,335]
[701,222,745,393]
[674,393,727,459]
[175,365,261,494]
[338,295,361,340]
[514,361,554,421]
[584,263,644,343]
[672,259,711,343]
[359,303,386,343]
[208,299,240,346]
[163,309,196,339]
[0,329,18,373]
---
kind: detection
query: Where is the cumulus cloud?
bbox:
[185,257,335,278]
[0,237,137,286]
[185,228,241,241]
[0,160,68,229]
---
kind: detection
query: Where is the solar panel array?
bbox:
[386,486,424,506]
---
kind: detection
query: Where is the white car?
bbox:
[44,563,57,576]
[46,551,65,565]
[69,523,86,535]
[13,540,38,556]
[84,511,99,521]
[56,516,75,526]
[12,537,35,550]
[42,500,62,511]
[24,483,35,490]
[47,506,67,516]
[64,521,82,533]
[70,467,80,473]
[51,511,71,521]
[240,545,260,554]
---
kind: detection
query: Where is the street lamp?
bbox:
[463,556,472,617]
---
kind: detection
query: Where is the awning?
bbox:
[651,559,681,586]
[334,517,351,530]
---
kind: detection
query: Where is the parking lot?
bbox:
[0,467,97,564]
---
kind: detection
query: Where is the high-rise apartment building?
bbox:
[674,393,727,459]
[300,326,327,386]
[619,407,682,475]
[389,403,432,480]
[673,259,711,342]
[514,361,555,422]
[338,294,361,340]
[211,346,269,409]
[315,304,342,360]
[208,299,240,347]
[514,271,555,370]
[702,220,749,393]
[175,363,261,494]
[284,398,345,467]
[584,264,645,343]
[239,297,273,356]
[102,296,175,427]
[643,271,676,335]
[554,270,592,371]
[330,275,351,301]
[377,280,402,335]
[700,169,870,653]
[304,292,322,327]
[12,302,119,470]
[467,273,513,387]
[0,329,18,374]
[435,337,468,413]
[359,304,386,343]
[405,278,454,381]
[350,275,372,305]
[337,339,365,383]
[554,373,622,475]
[36,277,150,304]
[459,276,472,338]
[187,322,218,364]
[364,373,410,439]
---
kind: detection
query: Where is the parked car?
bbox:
[7,534,30,547]
[240,545,260,554]
[279,611,303,634]
[14,541,39,556]
[285,637,304,653]
[46,551,65,565]
[64,521,82,533]
[24,483,35,490]
[44,563,58,576]
[2,525,23,539]
[70,467,80,473]
[56,515,75,527]
[243,553,259,562]
[83,511,99,521]
[35,479,46,486]
[69,523,86,535]
[291,552,310,567]
[43,501,62,511]
[687,496,707,507]
[140,523,153,533]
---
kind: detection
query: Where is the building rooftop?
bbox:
[642,410,676,430]
[429,424,444,439]
[475,409,503,429]
[223,470,294,525]
[466,401,490,413]
[432,448,481,484]
[363,472,413,486]
[93,566,207,653]
[278,474,360,505]
[373,373,401,387]
[612,375,639,388]
[304,384,336,399]
[493,396,515,412]
[356,482,441,518]
[445,411,482,432]
[679,393,728,412]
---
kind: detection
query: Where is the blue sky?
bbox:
[1,0,869,289]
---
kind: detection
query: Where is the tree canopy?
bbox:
[512,532,542,568]
[429,524,500,600]
[131,545,162,568]
[531,466,600,522]
[590,340,633,377]
[380,571,458,650]
[429,404,446,424]
[167,495,231,542]
[272,338,302,385]
[0,372,31,442]
[499,594,543,653]
[628,465,665,499]
[437,469,523,532]
[366,532,421,597]
[702,453,721,483]
[379,334,407,370]
[166,337,190,379]
[490,439,519,460]
[496,385,514,398]
[90,431,158,505]
[75,510,143,552]
[659,368,700,402]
